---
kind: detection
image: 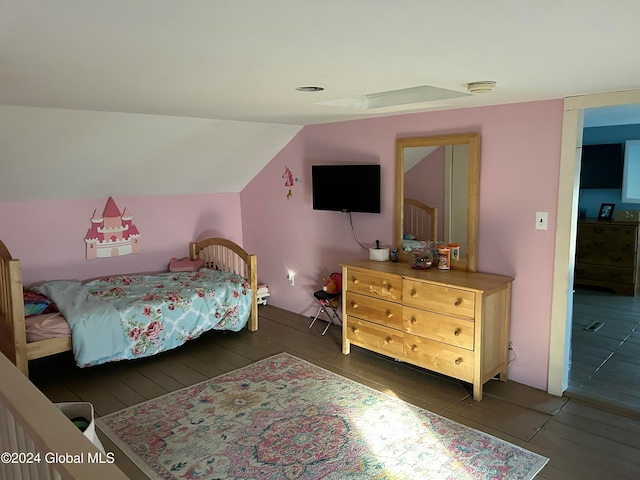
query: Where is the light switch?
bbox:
[535,212,548,230]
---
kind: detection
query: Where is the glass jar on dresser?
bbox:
[340,259,514,401]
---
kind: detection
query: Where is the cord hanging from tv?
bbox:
[312,164,381,213]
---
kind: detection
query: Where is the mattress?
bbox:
[25,312,71,342]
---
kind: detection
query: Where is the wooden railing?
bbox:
[0,353,128,480]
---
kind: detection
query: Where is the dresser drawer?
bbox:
[575,248,635,267]
[346,292,403,329]
[346,318,404,358]
[403,280,475,319]
[344,268,402,302]
[404,333,474,382]
[575,263,634,285]
[403,306,474,350]
[577,237,637,253]
[578,224,638,251]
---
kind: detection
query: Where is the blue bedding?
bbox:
[33,269,253,367]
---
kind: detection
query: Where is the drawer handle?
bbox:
[351,302,359,309]
[410,317,417,325]
[351,327,358,334]
[411,344,417,352]
[386,310,393,319]
[454,328,461,336]
[454,298,462,307]
[352,277,359,285]
[385,336,392,344]
[411,289,417,298]
[455,358,463,365]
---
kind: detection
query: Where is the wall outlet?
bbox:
[508,340,514,351]
[287,273,295,287]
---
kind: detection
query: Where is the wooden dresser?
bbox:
[575,219,640,296]
[340,259,514,401]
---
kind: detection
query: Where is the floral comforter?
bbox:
[33,269,253,367]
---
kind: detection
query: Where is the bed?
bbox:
[0,237,258,377]
[402,197,437,251]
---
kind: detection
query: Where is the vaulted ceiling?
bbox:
[2,1,640,200]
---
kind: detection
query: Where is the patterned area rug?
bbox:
[97,353,548,479]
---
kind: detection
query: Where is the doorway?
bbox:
[568,287,640,412]
[549,89,640,414]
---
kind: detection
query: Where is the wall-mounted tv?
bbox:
[580,143,624,189]
[312,164,381,213]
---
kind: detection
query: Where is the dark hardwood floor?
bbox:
[568,288,640,415]
[29,305,640,479]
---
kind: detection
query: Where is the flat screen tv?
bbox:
[580,143,624,189]
[312,164,381,213]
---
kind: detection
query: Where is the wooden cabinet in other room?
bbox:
[575,220,640,296]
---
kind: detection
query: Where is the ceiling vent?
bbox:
[466,81,497,94]
[316,85,470,109]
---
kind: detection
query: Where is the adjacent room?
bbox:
[1,2,640,479]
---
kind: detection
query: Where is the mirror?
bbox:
[394,133,480,272]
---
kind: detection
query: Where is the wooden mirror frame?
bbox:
[394,132,480,272]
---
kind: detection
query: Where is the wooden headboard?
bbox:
[190,237,258,332]
[404,198,437,242]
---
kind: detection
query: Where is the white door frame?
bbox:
[548,89,640,396]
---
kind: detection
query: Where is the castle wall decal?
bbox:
[85,197,141,259]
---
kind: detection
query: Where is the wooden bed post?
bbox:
[248,253,258,332]
[0,254,29,376]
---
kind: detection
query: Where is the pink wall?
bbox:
[0,193,243,286]
[241,100,564,391]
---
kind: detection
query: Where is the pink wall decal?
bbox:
[85,197,141,259]
[282,167,294,187]
[282,166,299,199]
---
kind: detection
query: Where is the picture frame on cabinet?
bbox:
[597,203,615,220]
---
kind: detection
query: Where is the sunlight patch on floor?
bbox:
[349,398,477,479]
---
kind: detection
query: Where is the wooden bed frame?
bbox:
[0,237,258,377]
[404,197,437,242]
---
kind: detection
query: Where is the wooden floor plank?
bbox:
[551,409,640,449]
[448,394,552,442]
[529,429,635,480]
[113,366,168,401]
[559,399,640,435]
[131,361,187,393]
[543,419,640,467]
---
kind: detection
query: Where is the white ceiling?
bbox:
[2,0,640,126]
[2,1,640,203]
